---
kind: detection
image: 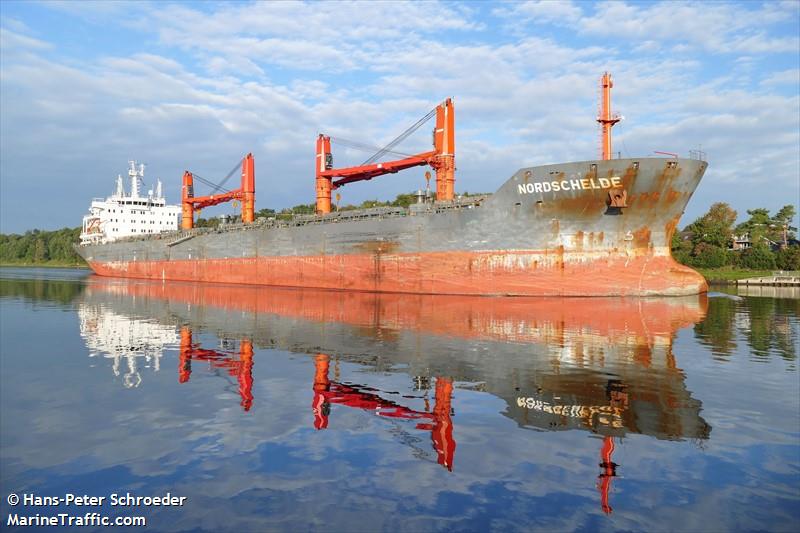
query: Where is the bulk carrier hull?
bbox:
[76,158,708,297]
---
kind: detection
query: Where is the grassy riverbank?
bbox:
[695,267,773,283]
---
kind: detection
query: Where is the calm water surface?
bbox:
[1,267,798,532]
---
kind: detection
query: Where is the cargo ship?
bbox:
[75,74,708,296]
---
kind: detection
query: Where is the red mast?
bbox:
[597,73,621,160]
[431,98,455,202]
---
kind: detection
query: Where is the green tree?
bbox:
[273,203,316,220]
[287,203,316,214]
[771,205,797,245]
[0,227,84,265]
[775,245,800,270]
[736,207,771,230]
[740,243,776,270]
[682,203,737,266]
[671,232,693,265]
[689,243,730,268]
[736,206,796,247]
[687,202,737,249]
[194,217,220,228]
[390,193,417,208]
[33,239,47,262]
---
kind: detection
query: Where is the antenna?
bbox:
[128,160,143,198]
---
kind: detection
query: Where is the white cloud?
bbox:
[760,68,800,87]
[0,26,53,52]
[498,1,800,55]
[1,1,798,232]
[492,0,584,25]
[150,1,483,75]
[728,33,799,54]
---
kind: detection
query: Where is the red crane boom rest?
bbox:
[315,98,455,215]
[181,153,255,230]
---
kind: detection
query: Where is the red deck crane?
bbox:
[181,154,255,230]
[315,98,455,214]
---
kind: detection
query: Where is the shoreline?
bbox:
[695,267,775,284]
[0,262,89,269]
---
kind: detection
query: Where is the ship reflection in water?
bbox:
[77,276,711,516]
[178,328,255,411]
[312,354,456,471]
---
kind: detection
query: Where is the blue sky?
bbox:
[1,0,798,233]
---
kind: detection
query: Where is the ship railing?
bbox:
[689,149,707,161]
[256,195,488,228]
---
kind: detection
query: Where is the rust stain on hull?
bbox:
[632,227,652,248]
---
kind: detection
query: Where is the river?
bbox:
[0,267,797,531]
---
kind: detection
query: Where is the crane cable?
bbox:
[329,137,413,159]
[190,157,245,195]
[362,105,438,166]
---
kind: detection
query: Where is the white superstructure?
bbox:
[80,161,182,244]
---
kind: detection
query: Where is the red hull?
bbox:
[89,249,707,297]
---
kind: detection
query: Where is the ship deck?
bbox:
[84,194,491,247]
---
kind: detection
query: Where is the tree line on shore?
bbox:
[671,203,799,271]
[0,227,84,265]
[1,198,798,271]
